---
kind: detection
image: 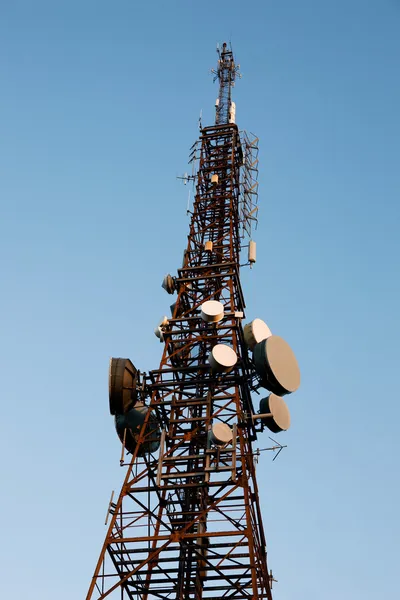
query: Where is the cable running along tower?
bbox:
[87,42,301,600]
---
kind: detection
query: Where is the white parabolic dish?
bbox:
[201,300,224,323]
[243,318,272,350]
[208,344,237,372]
[210,422,233,446]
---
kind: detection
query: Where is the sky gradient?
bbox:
[1,1,399,598]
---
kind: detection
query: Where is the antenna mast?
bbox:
[212,42,240,125]
[86,43,300,600]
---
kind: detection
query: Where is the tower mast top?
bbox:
[212,42,241,125]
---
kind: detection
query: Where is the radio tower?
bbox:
[86,42,300,600]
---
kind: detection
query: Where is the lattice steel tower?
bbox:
[87,42,300,600]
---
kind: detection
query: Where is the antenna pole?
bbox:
[213,42,240,125]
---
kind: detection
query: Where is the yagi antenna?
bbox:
[254,437,288,462]
[177,172,195,185]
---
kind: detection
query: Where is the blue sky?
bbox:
[1,1,399,598]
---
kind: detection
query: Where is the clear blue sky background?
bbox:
[0,1,399,598]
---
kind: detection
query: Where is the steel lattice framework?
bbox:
[86,43,280,600]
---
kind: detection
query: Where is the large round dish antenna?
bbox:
[115,403,160,455]
[259,394,291,433]
[109,358,138,415]
[253,335,300,395]
[243,318,272,350]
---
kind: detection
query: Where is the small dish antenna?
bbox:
[208,344,237,373]
[243,318,272,350]
[257,394,291,433]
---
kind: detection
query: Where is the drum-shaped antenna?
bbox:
[209,422,233,446]
[253,335,300,395]
[243,318,272,350]
[259,394,291,433]
[154,316,169,342]
[161,274,176,294]
[201,300,224,323]
[208,344,237,373]
[109,358,138,415]
[115,404,160,455]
